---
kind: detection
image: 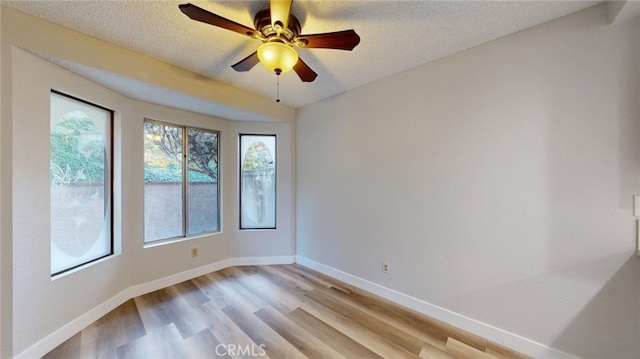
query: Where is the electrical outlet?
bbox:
[382,261,390,273]
[191,247,199,257]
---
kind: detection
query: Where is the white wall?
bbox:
[296,4,639,358]
[1,7,296,356]
[0,5,13,358]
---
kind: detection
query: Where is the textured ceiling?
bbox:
[4,0,601,109]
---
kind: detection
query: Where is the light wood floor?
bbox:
[43,264,530,359]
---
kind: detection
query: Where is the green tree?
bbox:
[243,141,274,170]
[187,129,218,181]
[144,122,218,182]
[50,111,105,184]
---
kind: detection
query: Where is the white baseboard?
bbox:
[15,255,295,359]
[232,255,297,266]
[15,290,132,359]
[295,256,578,359]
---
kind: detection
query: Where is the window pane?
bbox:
[240,134,276,229]
[144,122,183,242]
[187,129,219,235]
[50,91,112,275]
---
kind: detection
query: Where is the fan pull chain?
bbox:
[276,73,281,103]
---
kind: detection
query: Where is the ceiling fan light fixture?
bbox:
[257,41,299,74]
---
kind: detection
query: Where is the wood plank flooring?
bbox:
[43,264,530,359]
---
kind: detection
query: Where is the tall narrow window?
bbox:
[240,134,276,229]
[144,120,219,243]
[50,90,113,276]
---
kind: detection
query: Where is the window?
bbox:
[50,90,113,276]
[239,134,276,229]
[144,120,219,242]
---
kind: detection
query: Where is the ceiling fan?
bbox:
[179,0,361,83]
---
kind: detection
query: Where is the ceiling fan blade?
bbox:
[293,57,318,82]
[296,30,360,50]
[179,3,258,38]
[231,51,260,72]
[270,0,292,34]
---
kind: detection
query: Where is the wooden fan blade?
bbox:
[270,0,292,34]
[231,51,260,72]
[179,3,258,38]
[296,30,360,50]
[293,57,318,82]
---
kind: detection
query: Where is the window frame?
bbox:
[239,133,277,230]
[50,89,114,277]
[143,118,221,244]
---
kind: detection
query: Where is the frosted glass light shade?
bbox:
[257,42,298,74]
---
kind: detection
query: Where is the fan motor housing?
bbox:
[254,8,301,44]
